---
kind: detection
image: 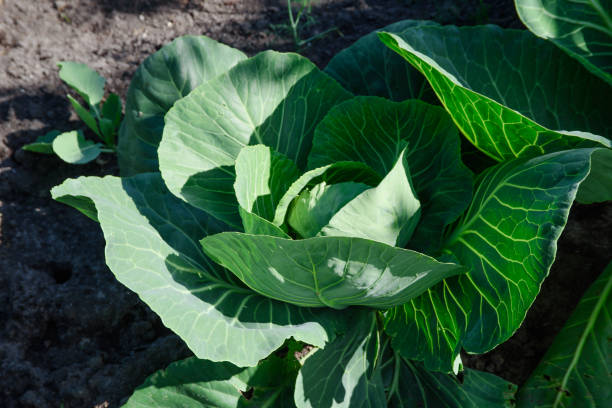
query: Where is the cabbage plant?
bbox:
[51,23,606,406]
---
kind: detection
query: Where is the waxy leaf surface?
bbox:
[325,20,437,102]
[379,26,612,163]
[200,233,464,309]
[233,145,298,237]
[118,36,246,175]
[234,145,299,222]
[385,357,516,408]
[384,149,597,372]
[516,0,612,85]
[273,161,381,228]
[320,149,422,247]
[517,261,612,408]
[58,61,105,105]
[52,173,344,367]
[288,181,370,239]
[159,51,352,227]
[125,355,298,408]
[52,130,101,164]
[295,311,386,408]
[309,97,472,253]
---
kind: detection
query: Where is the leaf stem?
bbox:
[386,350,402,402]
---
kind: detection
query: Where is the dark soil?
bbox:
[0,0,609,407]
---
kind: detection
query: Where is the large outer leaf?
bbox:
[118,36,246,175]
[159,51,352,228]
[324,20,437,102]
[516,0,612,86]
[516,261,612,408]
[51,174,343,367]
[378,25,612,164]
[384,148,597,372]
[385,357,516,408]
[125,355,298,408]
[200,233,464,309]
[294,311,386,408]
[309,97,473,254]
[124,358,255,407]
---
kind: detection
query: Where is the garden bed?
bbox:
[0,1,610,407]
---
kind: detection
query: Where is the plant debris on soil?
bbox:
[1,1,610,407]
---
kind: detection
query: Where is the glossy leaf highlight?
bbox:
[379,26,612,163]
[201,233,464,309]
[516,0,612,85]
[295,311,386,408]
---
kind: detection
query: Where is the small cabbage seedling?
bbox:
[269,0,337,50]
[23,62,121,164]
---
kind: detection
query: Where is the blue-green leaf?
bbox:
[118,36,247,175]
[309,97,472,254]
[51,173,344,367]
[288,181,370,239]
[234,145,300,222]
[200,233,464,309]
[319,148,421,247]
[325,19,438,102]
[385,356,517,408]
[58,61,105,105]
[384,148,598,372]
[159,51,352,227]
[273,161,381,228]
[125,354,298,408]
[515,0,612,86]
[295,311,386,408]
[378,25,612,164]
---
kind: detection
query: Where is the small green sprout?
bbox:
[23,62,121,164]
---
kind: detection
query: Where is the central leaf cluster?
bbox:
[201,143,449,309]
[151,51,475,310]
